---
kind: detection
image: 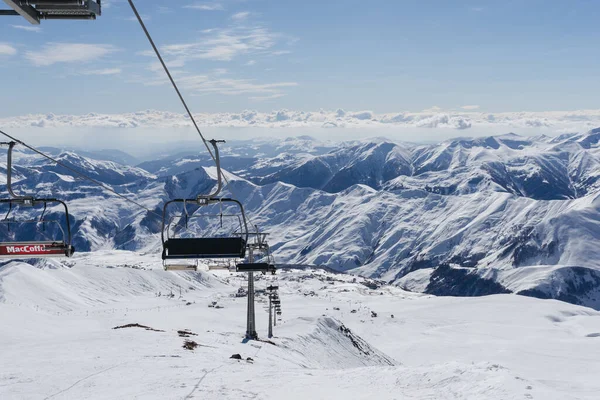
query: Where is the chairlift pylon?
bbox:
[161,140,249,270]
[0,141,75,258]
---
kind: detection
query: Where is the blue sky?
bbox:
[1,0,600,118]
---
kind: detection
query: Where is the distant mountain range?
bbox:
[2,129,600,309]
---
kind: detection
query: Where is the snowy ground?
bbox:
[1,252,600,399]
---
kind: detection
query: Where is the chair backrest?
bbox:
[163,237,246,259]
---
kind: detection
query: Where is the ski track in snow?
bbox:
[43,362,129,400]
[184,366,223,400]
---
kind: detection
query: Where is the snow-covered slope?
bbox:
[1,257,600,399]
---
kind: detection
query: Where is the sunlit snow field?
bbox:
[1,252,600,399]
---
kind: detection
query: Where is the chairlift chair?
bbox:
[0,142,75,258]
[161,140,249,270]
[235,227,277,274]
[1,0,101,24]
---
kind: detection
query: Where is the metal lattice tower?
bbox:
[268,294,273,338]
[245,249,258,340]
[242,227,276,340]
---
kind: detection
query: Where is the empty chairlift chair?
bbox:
[235,229,277,274]
[161,200,248,270]
[0,142,75,258]
[161,140,249,271]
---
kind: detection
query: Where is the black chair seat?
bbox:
[236,263,277,273]
[163,237,246,259]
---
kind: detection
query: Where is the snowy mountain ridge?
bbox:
[1,129,600,308]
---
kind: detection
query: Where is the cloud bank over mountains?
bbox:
[2,108,600,132]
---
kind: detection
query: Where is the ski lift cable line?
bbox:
[126,0,258,228]
[0,128,162,219]
[126,0,213,159]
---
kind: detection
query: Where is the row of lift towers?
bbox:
[0,1,282,341]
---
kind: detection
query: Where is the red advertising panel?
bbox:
[0,242,68,258]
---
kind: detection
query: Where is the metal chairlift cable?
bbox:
[127,0,258,229]
[126,0,215,161]
[0,129,162,219]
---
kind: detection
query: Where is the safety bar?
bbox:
[165,213,243,240]
[161,198,249,247]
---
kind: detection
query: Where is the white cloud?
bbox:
[81,68,122,76]
[158,26,279,62]
[135,61,295,98]
[4,109,599,132]
[175,75,298,96]
[25,43,118,66]
[231,11,250,21]
[11,25,41,33]
[461,105,480,110]
[350,111,374,120]
[271,50,292,56]
[148,58,186,72]
[132,16,293,99]
[184,3,224,11]
[249,93,286,101]
[0,43,17,56]
[136,49,155,57]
